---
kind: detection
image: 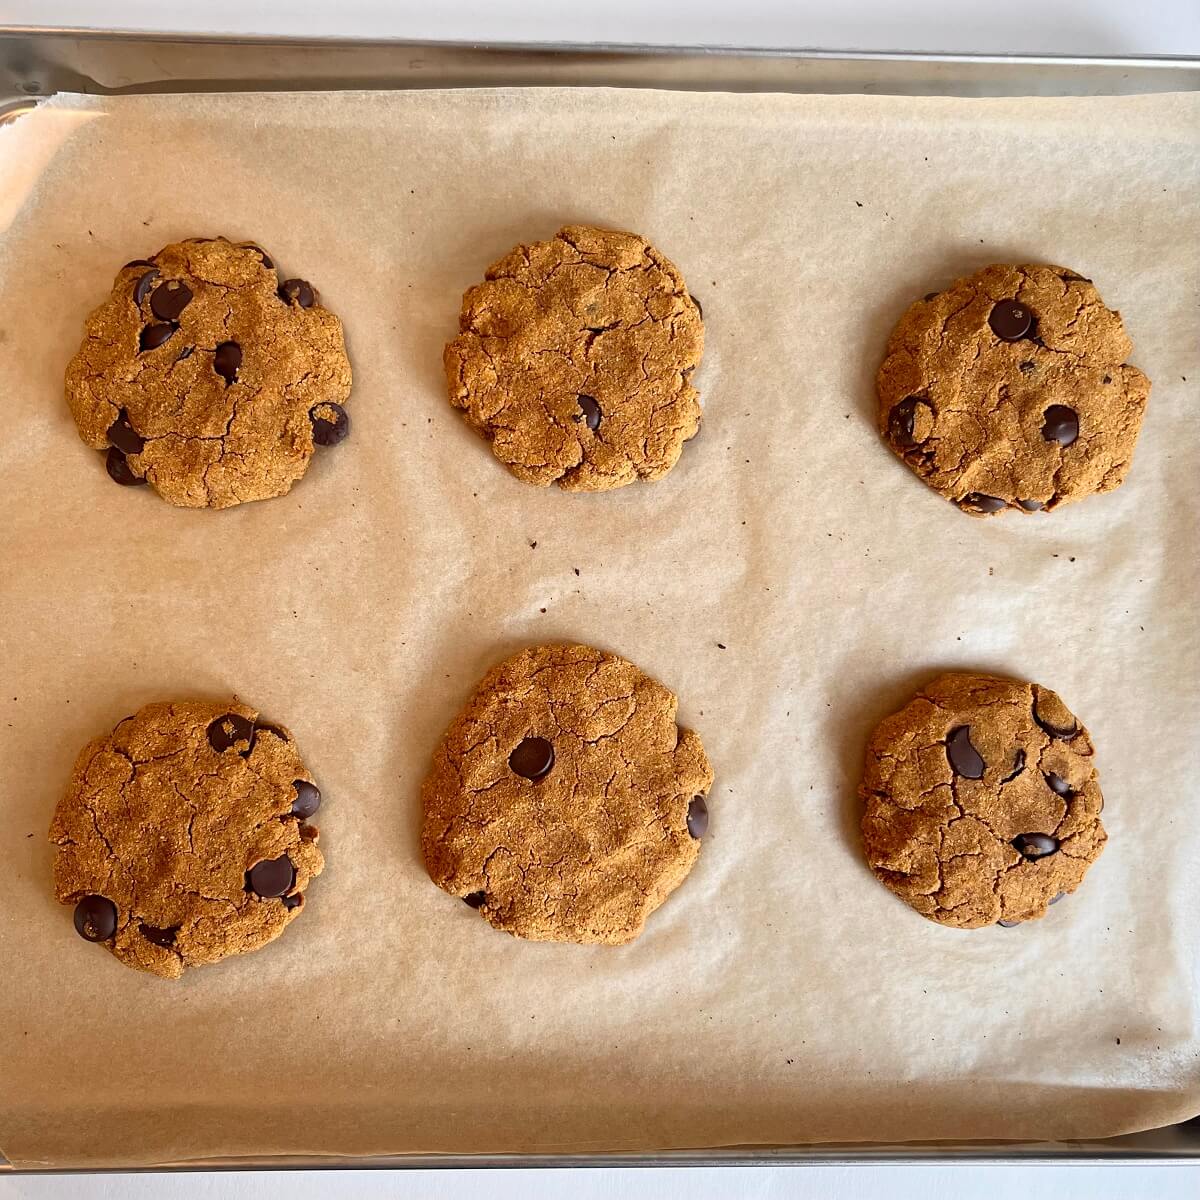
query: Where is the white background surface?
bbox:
[2,1,1198,1197]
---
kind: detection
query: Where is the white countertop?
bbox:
[2,2,1198,1197]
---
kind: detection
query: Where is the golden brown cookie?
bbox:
[444,225,704,491]
[421,644,713,943]
[65,238,352,508]
[50,700,324,978]
[861,673,1106,928]
[877,264,1150,515]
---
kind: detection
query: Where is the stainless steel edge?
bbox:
[0,25,1197,1171]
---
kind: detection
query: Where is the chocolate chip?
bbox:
[133,268,160,305]
[139,322,176,352]
[124,258,157,271]
[206,712,255,752]
[150,280,193,321]
[213,341,242,386]
[1013,833,1059,859]
[1045,773,1073,797]
[282,893,303,910]
[105,446,147,487]
[73,895,117,942]
[256,723,290,743]
[988,299,1034,342]
[141,923,178,947]
[923,291,939,302]
[946,725,985,779]
[509,736,555,781]
[239,242,273,269]
[247,855,296,898]
[687,795,709,839]
[1102,374,1112,384]
[310,403,350,447]
[958,492,1006,514]
[177,346,194,361]
[997,918,1022,928]
[1033,691,1078,740]
[1000,749,1026,783]
[1018,361,1036,373]
[575,395,602,431]
[887,396,929,447]
[689,293,703,318]
[1042,404,1079,446]
[279,278,315,307]
[1017,498,1044,511]
[463,891,487,909]
[106,410,145,455]
[1058,271,1091,283]
[291,780,321,819]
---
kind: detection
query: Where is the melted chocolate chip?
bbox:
[1033,694,1078,740]
[213,341,242,386]
[1017,498,1044,511]
[946,726,985,779]
[150,280,193,321]
[575,395,602,431]
[239,242,274,269]
[310,404,350,447]
[139,323,176,352]
[106,410,145,455]
[887,396,931,447]
[988,299,1034,342]
[687,796,709,839]
[177,345,194,361]
[105,446,147,487]
[141,923,179,947]
[246,855,296,899]
[206,713,255,753]
[1042,404,1079,446]
[291,780,321,819]
[1000,749,1026,783]
[133,268,160,305]
[1013,833,1059,859]
[923,291,939,302]
[282,893,303,910]
[463,891,487,909]
[73,895,117,942]
[279,278,315,308]
[509,736,555,781]
[1045,773,1073,797]
[958,493,1007,514]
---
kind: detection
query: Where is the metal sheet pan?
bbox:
[0,26,1197,1169]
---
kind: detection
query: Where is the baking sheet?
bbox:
[1,86,1198,1169]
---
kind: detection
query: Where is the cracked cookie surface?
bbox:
[50,700,324,978]
[421,644,714,943]
[860,672,1106,928]
[877,264,1150,515]
[444,225,704,491]
[65,237,352,508]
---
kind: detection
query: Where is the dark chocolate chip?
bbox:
[239,242,274,269]
[105,446,147,487]
[177,345,194,361]
[291,780,321,819]
[1017,498,1044,511]
[997,918,1022,928]
[1033,695,1077,740]
[923,291,939,302]
[1000,749,1026,783]
[310,403,350,447]
[139,322,177,352]
[213,341,242,386]
[73,895,117,942]
[279,278,315,308]
[689,293,703,318]
[150,280,193,321]
[575,394,602,431]
[123,258,157,271]
[946,725,985,779]
[509,736,555,781]
[282,894,303,910]
[686,795,709,839]
[206,712,255,752]
[257,722,290,743]
[887,396,929,447]
[1042,404,1079,447]
[1018,361,1036,373]
[141,923,178,947]
[463,891,487,909]
[133,268,160,305]
[246,855,296,898]
[1013,833,1059,859]
[1045,773,1073,797]
[106,410,145,455]
[988,299,1034,342]
[1058,271,1091,283]
[958,492,1007,514]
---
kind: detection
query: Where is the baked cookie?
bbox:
[65,238,352,508]
[421,644,713,943]
[877,264,1150,515]
[860,672,1106,928]
[50,700,324,978]
[444,225,704,491]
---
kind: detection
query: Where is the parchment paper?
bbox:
[1,86,1198,1169]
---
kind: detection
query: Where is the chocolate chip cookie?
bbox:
[444,225,704,491]
[65,238,352,508]
[877,264,1150,515]
[421,644,713,943]
[50,700,324,978]
[860,673,1106,928]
